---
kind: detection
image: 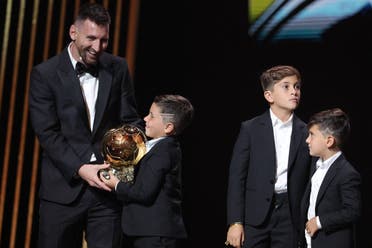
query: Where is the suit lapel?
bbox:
[302,160,317,211]
[92,60,112,136]
[287,116,304,170]
[303,178,312,210]
[56,48,114,134]
[260,112,277,175]
[136,137,172,172]
[57,49,91,130]
[315,156,344,207]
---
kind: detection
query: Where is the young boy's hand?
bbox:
[305,217,319,237]
[226,223,244,247]
[99,169,120,190]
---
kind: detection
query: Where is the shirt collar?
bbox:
[270,109,293,127]
[316,151,342,170]
[67,42,78,68]
[146,136,166,152]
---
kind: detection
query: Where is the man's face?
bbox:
[69,19,109,66]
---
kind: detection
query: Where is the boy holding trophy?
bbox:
[101,94,194,248]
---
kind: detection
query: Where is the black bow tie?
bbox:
[75,62,98,77]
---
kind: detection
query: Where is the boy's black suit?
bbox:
[116,136,187,238]
[300,154,361,248]
[227,110,311,246]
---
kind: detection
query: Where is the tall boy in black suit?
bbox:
[226,65,311,248]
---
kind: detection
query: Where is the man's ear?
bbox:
[69,24,77,41]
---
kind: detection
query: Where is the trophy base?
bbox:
[100,166,135,183]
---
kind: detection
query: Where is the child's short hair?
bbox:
[260,65,301,91]
[153,94,194,135]
[308,108,350,149]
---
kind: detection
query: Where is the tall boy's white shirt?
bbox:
[270,109,293,193]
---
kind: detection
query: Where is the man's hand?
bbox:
[78,163,112,191]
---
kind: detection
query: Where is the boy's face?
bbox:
[306,124,331,159]
[264,75,301,112]
[144,103,168,139]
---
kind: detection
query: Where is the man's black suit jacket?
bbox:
[227,110,311,232]
[29,47,142,204]
[115,136,187,238]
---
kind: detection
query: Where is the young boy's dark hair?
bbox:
[153,94,194,135]
[307,108,350,149]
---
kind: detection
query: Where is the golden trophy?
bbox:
[101,124,147,183]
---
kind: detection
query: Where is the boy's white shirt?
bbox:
[270,109,293,193]
[305,151,342,247]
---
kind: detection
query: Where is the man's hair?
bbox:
[260,65,301,91]
[308,108,350,149]
[75,3,111,25]
[154,94,194,135]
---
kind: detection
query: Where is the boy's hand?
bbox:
[99,169,120,190]
[226,223,244,247]
[305,217,319,237]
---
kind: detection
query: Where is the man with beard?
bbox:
[29,3,142,248]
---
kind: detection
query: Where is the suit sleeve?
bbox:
[29,67,85,181]
[226,122,251,225]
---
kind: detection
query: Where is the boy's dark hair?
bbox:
[308,108,350,149]
[260,65,301,91]
[154,94,194,135]
[76,3,111,25]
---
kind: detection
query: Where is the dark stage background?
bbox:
[1,0,372,247]
[138,1,372,248]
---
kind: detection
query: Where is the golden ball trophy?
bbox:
[101,124,146,183]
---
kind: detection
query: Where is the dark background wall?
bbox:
[1,0,371,247]
[133,1,372,247]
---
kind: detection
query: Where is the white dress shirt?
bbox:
[68,43,99,161]
[270,109,293,194]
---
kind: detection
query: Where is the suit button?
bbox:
[270,179,274,184]
[266,198,270,202]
